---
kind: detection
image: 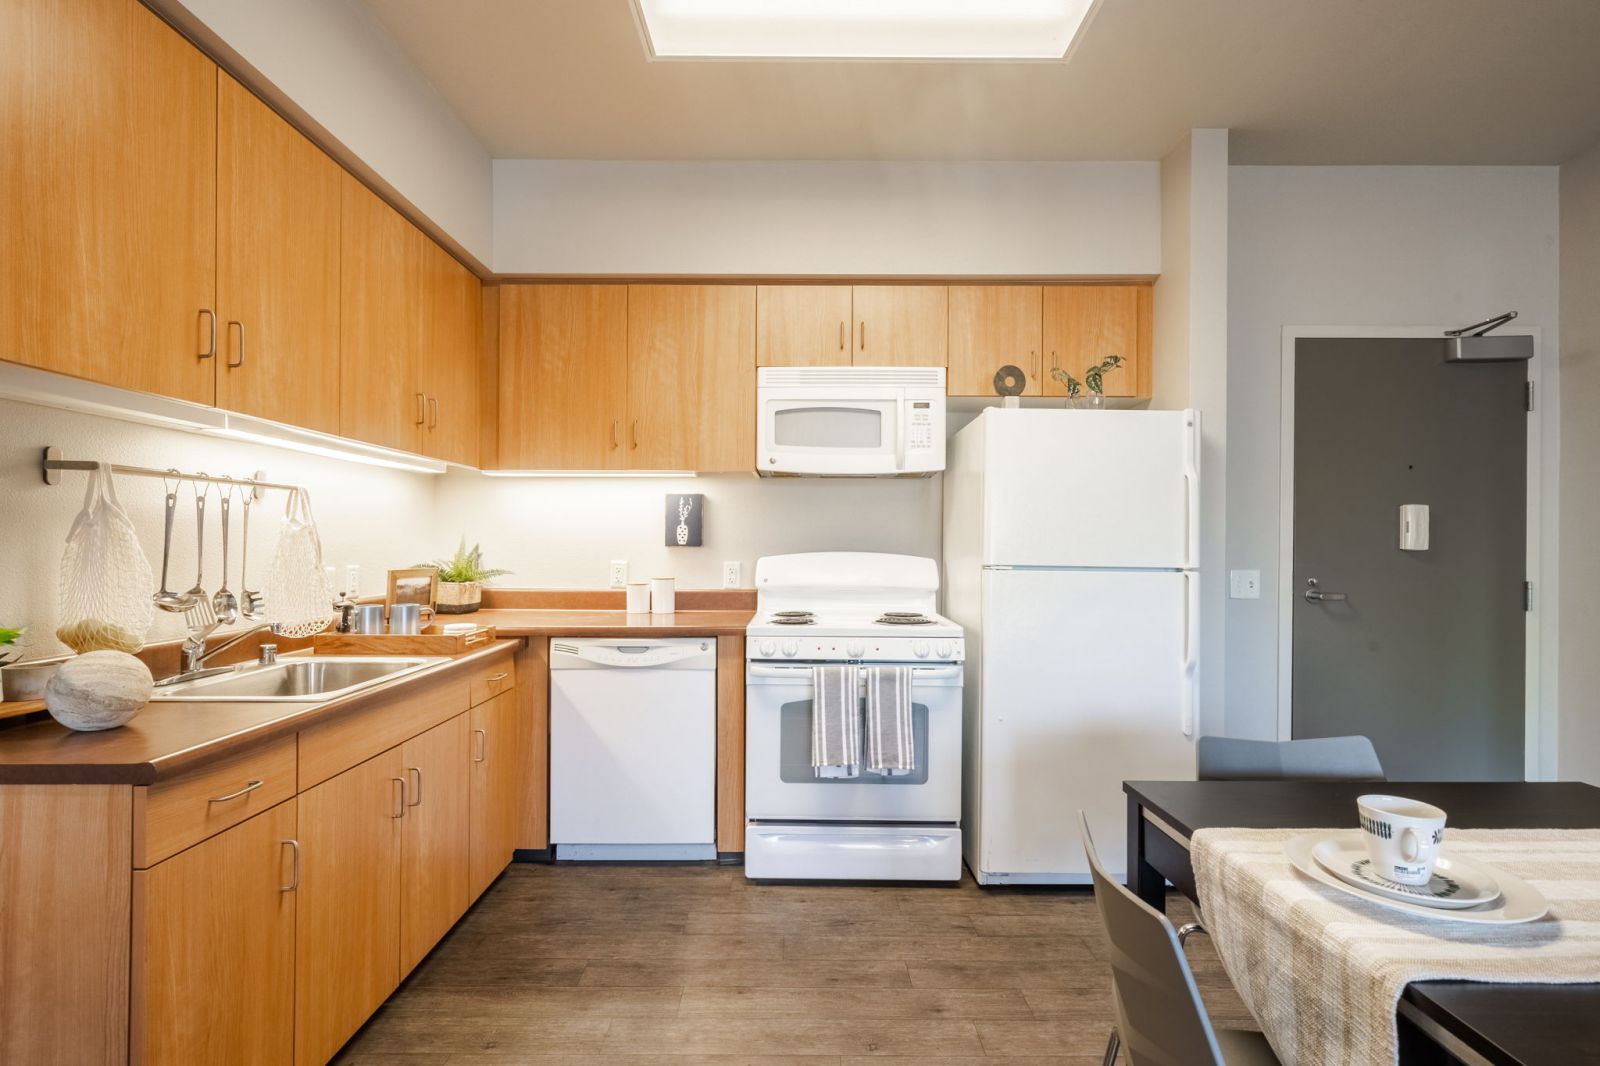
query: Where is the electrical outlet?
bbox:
[1229,569,1261,599]
[609,560,628,588]
[722,561,741,588]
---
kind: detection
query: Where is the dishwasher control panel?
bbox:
[551,639,715,671]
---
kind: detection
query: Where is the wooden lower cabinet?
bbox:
[469,691,521,899]
[133,799,298,1066]
[400,714,471,973]
[295,750,404,1066]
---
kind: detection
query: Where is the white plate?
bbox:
[1310,836,1499,909]
[1285,832,1549,924]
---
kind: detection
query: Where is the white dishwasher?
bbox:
[549,637,718,860]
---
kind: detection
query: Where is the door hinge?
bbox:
[1524,581,1534,612]
[1526,381,1535,412]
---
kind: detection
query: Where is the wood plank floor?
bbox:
[333,863,1256,1065]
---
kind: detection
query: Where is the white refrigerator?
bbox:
[942,408,1201,884]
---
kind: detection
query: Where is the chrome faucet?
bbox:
[157,622,284,687]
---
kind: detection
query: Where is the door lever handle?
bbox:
[1303,578,1347,603]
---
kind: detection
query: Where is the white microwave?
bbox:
[756,366,946,478]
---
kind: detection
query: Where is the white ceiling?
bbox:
[363,0,1600,164]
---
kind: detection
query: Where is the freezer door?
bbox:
[980,409,1199,569]
[976,568,1198,881]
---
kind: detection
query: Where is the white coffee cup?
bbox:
[1357,794,1447,885]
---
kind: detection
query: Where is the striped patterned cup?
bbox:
[1357,794,1447,885]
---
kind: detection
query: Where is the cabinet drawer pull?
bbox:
[280,839,300,892]
[227,321,245,369]
[487,672,509,683]
[199,308,217,359]
[429,397,439,429]
[392,776,407,818]
[208,778,264,804]
[473,728,487,763]
[416,392,426,425]
[407,766,423,807]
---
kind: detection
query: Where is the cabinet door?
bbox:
[1,0,216,404]
[217,73,342,434]
[469,690,520,900]
[498,284,627,470]
[948,286,1042,397]
[628,284,756,472]
[340,175,423,452]
[756,285,852,366]
[419,242,482,466]
[400,713,469,975]
[851,285,947,367]
[1041,285,1150,399]
[134,799,296,1066]
[296,750,402,1066]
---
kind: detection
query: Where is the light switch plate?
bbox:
[1229,569,1261,599]
[609,560,628,588]
[722,561,741,588]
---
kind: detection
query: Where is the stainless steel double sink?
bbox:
[151,656,447,702]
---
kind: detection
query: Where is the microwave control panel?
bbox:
[908,401,936,451]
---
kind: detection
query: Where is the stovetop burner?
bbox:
[875,612,935,626]
[769,611,817,626]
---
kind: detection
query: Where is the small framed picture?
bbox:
[666,493,703,547]
[386,567,439,617]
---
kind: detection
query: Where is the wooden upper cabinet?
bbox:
[133,800,297,1066]
[628,285,756,472]
[1041,284,1151,399]
[948,286,1043,397]
[756,285,852,366]
[499,284,628,470]
[340,175,423,452]
[419,243,482,467]
[399,714,470,976]
[216,73,342,434]
[851,285,948,367]
[1,0,217,404]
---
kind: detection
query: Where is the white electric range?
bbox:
[744,552,965,882]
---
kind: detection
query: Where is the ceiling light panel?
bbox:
[632,0,1098,60]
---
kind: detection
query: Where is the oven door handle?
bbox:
[747,664,962,681]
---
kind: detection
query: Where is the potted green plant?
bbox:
[1083,354,1125,407]
[1050,368,1085,407]
[420,540,511,615]
[0,626,22,668]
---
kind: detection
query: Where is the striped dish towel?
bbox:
[1191,827,1600,1066]
[864,665,915,776]
[811,664,860,778]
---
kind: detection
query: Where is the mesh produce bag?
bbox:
[264,488,335,638]
[56,464,155,654]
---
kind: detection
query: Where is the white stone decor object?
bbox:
[45,650,154,732]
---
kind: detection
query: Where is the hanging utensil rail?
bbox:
[39,446,297,500]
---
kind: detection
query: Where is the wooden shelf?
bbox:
[0,700,48,722]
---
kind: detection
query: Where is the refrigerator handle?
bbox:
[1182,412,1201,570]
[1181,570,1199,737]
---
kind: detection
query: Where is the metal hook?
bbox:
[1445,310,1517,338]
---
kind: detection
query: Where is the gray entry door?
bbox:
[1291,338,1527,780]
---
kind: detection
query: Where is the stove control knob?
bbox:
[781,640,799,657]
[934,641,953,659]
[758,640,777,657]
[913,641,931,658]
[846,641,864,658]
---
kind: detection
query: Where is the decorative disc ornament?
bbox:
[993,365,1027,396]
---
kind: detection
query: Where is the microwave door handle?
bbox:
[894,396,906,471]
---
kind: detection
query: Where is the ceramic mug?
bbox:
[1357,794,1447,885]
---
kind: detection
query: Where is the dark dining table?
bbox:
[1124,780,1600,1066]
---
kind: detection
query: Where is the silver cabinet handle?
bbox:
[1304,578,1348,603]
[208,778,263,804]
[473,728,487,763]
[227,321,245,369]
[280,838,300,892]
[838,321,845,351]
[199,308,217,358]
[429,397,439,429]
[392,776,407,818]
[610,420,620,450]
[859,321,866,351]
[416,392,426,426]
[487,671,509,683]
[407,766,423,807]
[630,420,639,450]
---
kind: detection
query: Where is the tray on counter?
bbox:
[311,624,497,656]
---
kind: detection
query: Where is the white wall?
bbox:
[1559,140,1600,784]
[1226,167,1561,771]
[433,471,941,590]
[173,0,494,264]
[0,399,438,660]
[1152,138,1193,411]
[492,161,1161,276]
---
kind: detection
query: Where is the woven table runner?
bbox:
[1191,827,1600,1065]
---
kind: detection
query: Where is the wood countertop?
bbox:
[468,607,753,637]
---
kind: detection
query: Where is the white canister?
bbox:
[650,577,676,615]
[626,582,651,614]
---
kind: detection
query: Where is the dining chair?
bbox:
[1196,735,1386,782]
[1079,811,1279,1066]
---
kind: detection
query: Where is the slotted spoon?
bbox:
[212,491,239,625]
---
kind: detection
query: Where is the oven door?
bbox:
[744,662,962,822]
[757,394,905,476]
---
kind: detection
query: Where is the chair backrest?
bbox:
[1078,811,1224,1066]
[1196,735,1385,782]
